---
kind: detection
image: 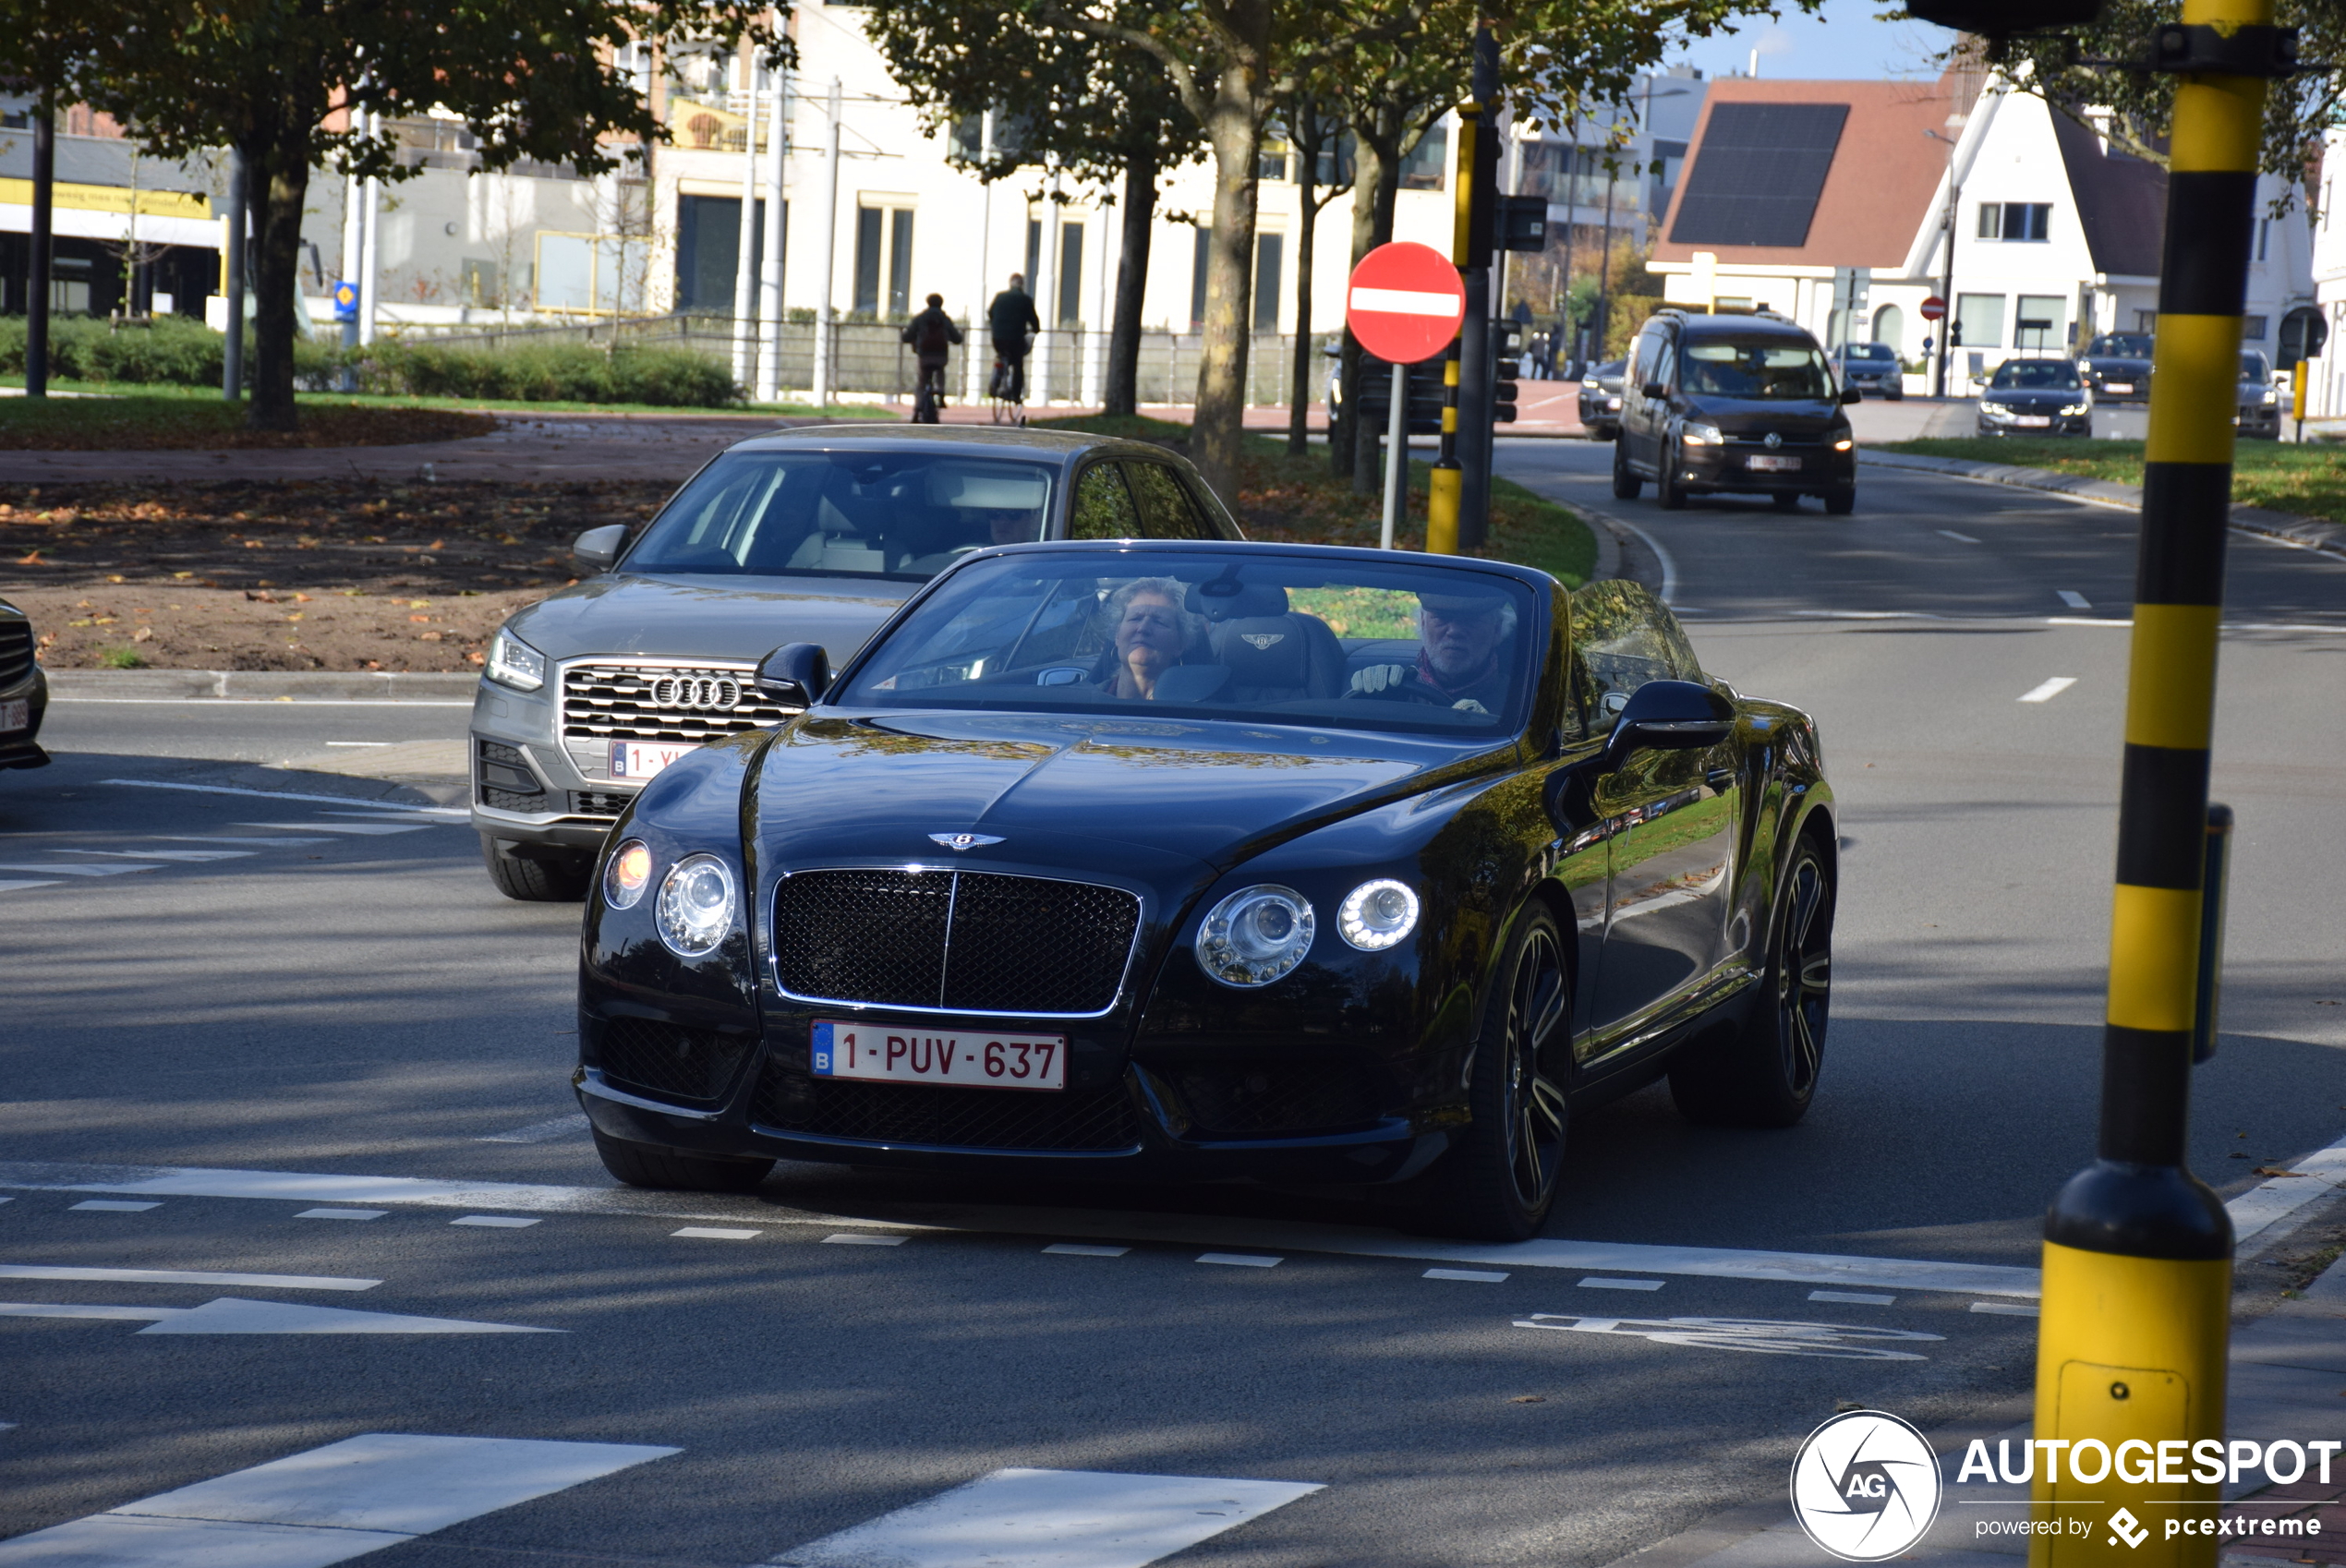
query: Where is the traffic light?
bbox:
[1493,325,1520,425]
[1355,356,1447,435]
[1903,0,2100,36]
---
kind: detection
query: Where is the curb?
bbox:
[44,669,480,701]
[1861,449,2346,561]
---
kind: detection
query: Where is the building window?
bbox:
[2014,295,2065,352]
[673,193,766,313]
[2257,219,2270,261]
[2243,314,2268,340]
[1058,222,1083,325]
[2135,309,2159,332]
[1024,219,1041,289]
[1253,233,1284,332]
[1977,202,2051,241]
[854,205,913,318]
[1399,124,1447,190]
[1953,293,2005,349]
[1191,226,1211,330]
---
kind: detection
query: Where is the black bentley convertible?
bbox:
[576,541,1836,1239]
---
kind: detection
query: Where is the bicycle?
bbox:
[910,359,947,424]
[988,347,1028,427]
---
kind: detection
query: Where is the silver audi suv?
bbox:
[467,423,1244,899]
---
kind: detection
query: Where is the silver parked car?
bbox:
[468,424,1243,899]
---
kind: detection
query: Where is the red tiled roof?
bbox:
[1652,76,1967,268]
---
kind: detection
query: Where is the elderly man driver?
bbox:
[1348,588,1513,714]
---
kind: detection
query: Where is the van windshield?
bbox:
[1682,341,1833,399]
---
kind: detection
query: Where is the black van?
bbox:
[1611,310,1861,515]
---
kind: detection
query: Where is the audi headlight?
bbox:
[488,629,545,693]
[1681,420,1725,446]
[1337,879,1420,951]
[1195,884,1315,988]
[656,854,736,957]
[605,839,652,910]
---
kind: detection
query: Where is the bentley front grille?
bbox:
[771,869,1142,1017]
[752,1063,1143,1152]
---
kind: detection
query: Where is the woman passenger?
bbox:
[1094,576,1201,700]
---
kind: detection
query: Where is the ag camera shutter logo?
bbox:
[1790,1409,1943,1562]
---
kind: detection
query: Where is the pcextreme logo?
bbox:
[1790,1410,1944,1562]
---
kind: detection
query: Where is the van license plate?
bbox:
[0,699,25,733]
[1747,454,1801,472]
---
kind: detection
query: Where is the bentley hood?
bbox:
[502,573,909,669]
[755,712,1474,874]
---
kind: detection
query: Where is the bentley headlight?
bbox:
[488,629,546,693]
[1681,420,1725,446]
[1195,884,1315,987]
[1337,879,1420,951]
[656,854,736,956]
[605,839,652,910]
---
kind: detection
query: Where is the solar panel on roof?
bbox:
[1668,103,1849,248]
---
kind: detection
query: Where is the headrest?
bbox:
[1214,616,1310,687]
[1186,578,1288,622]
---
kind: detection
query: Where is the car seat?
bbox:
[1182,581,1347,701]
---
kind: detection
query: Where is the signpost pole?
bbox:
[1381,358,1408,549]
[1343,242,1464,554]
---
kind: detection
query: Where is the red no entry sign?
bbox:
[1346,242,1465,365]
[1920,296,1948,321]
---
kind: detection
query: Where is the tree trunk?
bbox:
[1286,106,1319,457]
[1188,13,1271,503]
[246,138,311,432]
[1348,133,1401,496]
[1104,148,1155,419]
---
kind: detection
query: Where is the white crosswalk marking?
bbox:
[0,1263,379,1291]
[161,837,334,848]
[0,1297,559,1335]
[0,862,165,876]
[0,880,62,893]
[762,1467,1323,1568]
[0,1432,678,1566]
[235,821,429,836]
[59,849,259,862]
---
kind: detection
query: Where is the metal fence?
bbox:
[404,314,1301,407]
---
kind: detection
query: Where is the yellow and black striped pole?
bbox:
[2030,0,2271,1562]
[1426,103,1476,556]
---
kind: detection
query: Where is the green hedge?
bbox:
[0,316,742,407]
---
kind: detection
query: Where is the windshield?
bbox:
[1989,359,2082,390]
[2242,353,2271,380]
[1682,340,1833,400]
[1840,344,1895,361]
[624,450,1056,580]
[1586,359,1626,385]
[2088,334,2154,358]
[835,549,1539,738]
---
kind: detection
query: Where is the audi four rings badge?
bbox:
[647,675,743,709]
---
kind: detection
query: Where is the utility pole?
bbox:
[810,78,841,408]
[732,52,760,392]
[1454,23,1501,549]
[26,87,54,400]
[223,149,248,401]
[756,66,788,405]
[1928,124,1961,398]
[970,111,996,405]
[358,111,382,348]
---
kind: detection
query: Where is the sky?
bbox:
[1668,0,1956,82]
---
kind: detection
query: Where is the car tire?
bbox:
[1656,443,1687,511]
[1610,439,1642,500]
[1772,491,1803,512]
[1402,906,1571,1242]
[480,834,592,902]
[1669,828,1833,1129]
[1823,488,1856,516]
[592,1128,775,1193]
[1888,389,1905,402]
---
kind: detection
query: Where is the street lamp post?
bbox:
[1927,125,1962,399]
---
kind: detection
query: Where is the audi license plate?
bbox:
[812,1019,1066,1092]
[1747,454,1801,472]
[0,699,25,733]
[2013,416,2052,428]
[611,741,695,779]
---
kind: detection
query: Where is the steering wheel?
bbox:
[1341,678,1451,706]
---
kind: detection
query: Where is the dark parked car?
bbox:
[2081,332,2154,403]
[1612,310,1859,514]
[1829,342,1903,400]
[1578,358,1626,439]
[1976,358,2093,438]
[0,595,50,774]
[574,544,1838,1241]
[468,426,1242,900]
[2237,350,2281,440]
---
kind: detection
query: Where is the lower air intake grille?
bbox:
[476,739,545,811]
[752,1065,1142,1152]
[771,869,1140,1015]
[1165,1061,1382,1138]
[592,1018,753,1104]
[481,784,546,812]
[570,790,634,817]
[0,621,31,688]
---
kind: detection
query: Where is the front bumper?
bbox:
[0,664,51,771]
[468,671,633,851]
[2237,406,2281,437]
[1977,409,2092,437]
[1675,444,1855,494]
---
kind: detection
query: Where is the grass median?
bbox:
[1880,436,2346,525]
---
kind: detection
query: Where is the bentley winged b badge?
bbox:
[930,832,1006,852]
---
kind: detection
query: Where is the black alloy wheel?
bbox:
[1409,907,1571,1241]
[1670,830,1834,1128]
[1824,488,1856,516]
[1656,441,1687,511]
[592,1128,776,1193]
[1611,436,1643,499]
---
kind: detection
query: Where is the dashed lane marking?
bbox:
[824,1233,906,1247]
[1043,1243,1130,1257]
[1,1297,562,1336]
[1971,1301,2040,1317]
[100,778,468,814]
[1426,1269,1509,1283]
[0,862,165,876]
[1809,1290,1895,1306]
[2018,677,2078,704]
[56,848,258,862]
[476,1114,591,1144]
[296,1209,386,1221]
[674,1227,762,1241]
[0,880,61,892]
[0,1263,378,1291]
[450,1215,538,1228]
[67,1200,159,1212]
[1578,1277,1665,1291]
[1937,530,1980,543]
[759,1466,1323,1568]
[235,820,430,836]
[0,1433,675,1565]
[1199,1253,1282,1268]
[1517,1315,1947,1359]
[2057,590,2094,609]
[160,836,334,848]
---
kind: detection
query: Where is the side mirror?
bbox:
[1605,679,1734,764]
[573,524,628,573]
[1840,386,1863,405]
[755,642,830,708]
[1640,381,1668,400]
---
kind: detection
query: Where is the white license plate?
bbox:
[0,699,25,733]
[812,1019,1066,1092]
[610,741,695,779]
[2104,382,2134,393]
[1747,454,1801,472]
[2013,416,2053,428]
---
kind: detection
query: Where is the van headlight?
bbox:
[1681,421,1725,446]
[488,629,546,693]
[1196,884,1315,987]
[656,854,736,957]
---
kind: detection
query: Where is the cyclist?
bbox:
[987,272,1043,405]
[900,293,962,423]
